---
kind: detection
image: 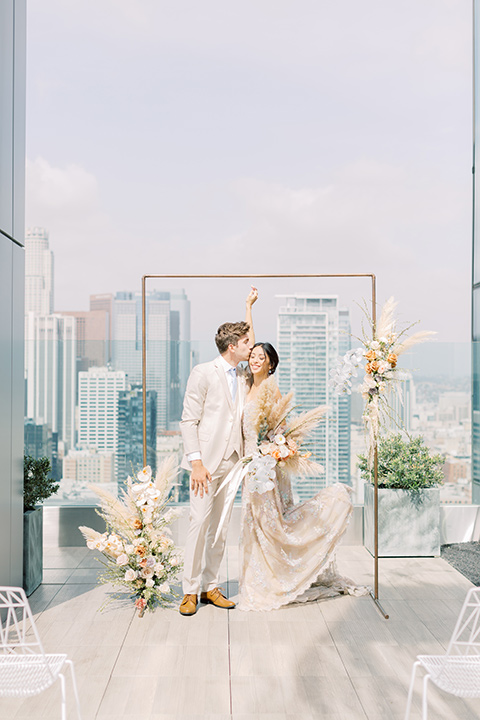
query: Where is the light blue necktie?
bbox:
[228,367,237,401]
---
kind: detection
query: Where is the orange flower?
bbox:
[365,350,376,361]
[134,545,147,557]
[365,362,373,374]
[132,518,143,530]
[370,361,379,373]
[139,558,148,567]
[387,353,397,368]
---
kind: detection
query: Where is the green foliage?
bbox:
[23,455,60,512]
[358,434,444,491]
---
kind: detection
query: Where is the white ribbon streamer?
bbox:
[213,460,251,544]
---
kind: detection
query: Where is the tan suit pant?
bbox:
[182,453,238,595]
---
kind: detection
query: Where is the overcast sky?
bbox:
[25,0,472,344]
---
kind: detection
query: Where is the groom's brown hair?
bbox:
[215,321,250,354]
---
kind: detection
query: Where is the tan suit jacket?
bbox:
[180,358,246,474]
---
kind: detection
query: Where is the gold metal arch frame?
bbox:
[141,273,389,619]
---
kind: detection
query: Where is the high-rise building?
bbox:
[59,309,109,374]
[24,313,77,450]
[116,385,157,485]
[24,418,52,460]
[63,448,115,485]
[78,366,126,455]
[25,227,54,315]
[111,290,190,430]
[276,295,351,500]
[90,294,113,363]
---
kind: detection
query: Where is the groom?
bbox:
[179,321,252,615]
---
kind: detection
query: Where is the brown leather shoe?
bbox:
[179,593,197,616]
[200,587,235,609]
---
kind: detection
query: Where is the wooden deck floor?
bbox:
[2,545,480,719]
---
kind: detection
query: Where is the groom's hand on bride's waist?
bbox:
[191,460,212,498]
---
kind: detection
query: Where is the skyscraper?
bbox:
[78,366,126,454]
[276,295,351,500]
[24,313,77,450]
[59,309,109,373]
[111,290,190,430]
[25,227,54,315]
[117,385,157,485]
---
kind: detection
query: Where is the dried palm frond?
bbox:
[393,330,436,356]
[285,405,328,443]
[284,454,325,477]
[154,455,178,495]
[376,296,398,338]
[79,526,104,544]
[249,376,280,434]
[268,391,294,431]
[91,485,134,535]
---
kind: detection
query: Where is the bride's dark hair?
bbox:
[249,342,279,376]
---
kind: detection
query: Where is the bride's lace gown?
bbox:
[237,401,368,611]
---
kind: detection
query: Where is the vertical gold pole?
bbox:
[369,274,389,618]
[142,276,147,468]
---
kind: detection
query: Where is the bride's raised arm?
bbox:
[245,285,258,345]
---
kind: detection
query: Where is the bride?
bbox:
[229,288,368,612]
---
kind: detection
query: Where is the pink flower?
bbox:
[135,597,147,610]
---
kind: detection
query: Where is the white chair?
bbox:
[0,586,81,719]
[405,586,480,719]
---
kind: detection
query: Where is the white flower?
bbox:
[370,341,380,350]
[274,433,286,445]
[377,361,389,375]
[125,544,135,554]
[145,556,156,567]
[86,541,96,550]
[137,466,152,483]
[124,569,137,582]
[154,563,165,576]
[116,553,129,566]
[170,556,180,567]
[159,582,170,594]
[140,567,154,579]
[145,578,155,587]
[246,454,277,494]
[159,536,173,551]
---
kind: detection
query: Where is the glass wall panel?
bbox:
[24,277,471,507]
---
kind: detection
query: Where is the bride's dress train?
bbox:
[237,402,369,611]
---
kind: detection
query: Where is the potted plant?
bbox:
[358,434,444,557]
[23,456,59,596]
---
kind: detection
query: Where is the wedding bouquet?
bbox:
[79,458,183,616]
[330,297,435,466]
[245,377,326,493]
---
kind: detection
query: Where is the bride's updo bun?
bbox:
[251,342,279,375]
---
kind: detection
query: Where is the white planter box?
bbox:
[364,483,440,557]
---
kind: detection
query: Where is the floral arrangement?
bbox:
[79,458,183,616]
[244,377,326,493]
[330,297,435,466]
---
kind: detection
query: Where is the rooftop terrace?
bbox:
[2,544,480,720]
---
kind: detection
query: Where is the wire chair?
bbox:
[0,586,81,719]
[405,586,480,719]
